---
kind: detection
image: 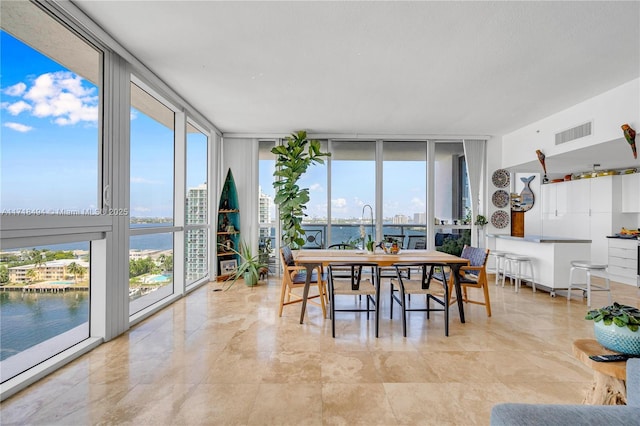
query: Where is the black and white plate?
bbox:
[491,210,510,228]
[492,190,510,208]
[492,169,510,188]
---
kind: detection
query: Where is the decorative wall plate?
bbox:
[491,210,510,229]
[492,190,510,208]
[492,169,510,188]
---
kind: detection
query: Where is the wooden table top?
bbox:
[294,249,469,267]
[573,339,627,380]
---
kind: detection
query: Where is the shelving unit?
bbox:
[217,169,241,281]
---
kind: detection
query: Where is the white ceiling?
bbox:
[72,1,640,172]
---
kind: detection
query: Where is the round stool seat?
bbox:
[571,261,607,270]
[505,254,532,261]
[568,260,612,307]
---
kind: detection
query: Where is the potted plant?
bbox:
[222,240,268,288]
[585,302,640,355]
[474,214,488,227]
[271,131,331,249]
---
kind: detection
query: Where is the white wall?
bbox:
[502,78,640,168]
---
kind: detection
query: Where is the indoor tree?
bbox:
[271,131,330,248]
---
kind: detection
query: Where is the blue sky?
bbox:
[1,30,206,218]
[260,155,430,221]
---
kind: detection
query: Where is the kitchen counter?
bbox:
[487,234,591,294]
[487,234,591,244]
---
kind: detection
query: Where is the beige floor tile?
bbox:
[2,275,638,425]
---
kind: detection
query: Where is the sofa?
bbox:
[490,358,640,425]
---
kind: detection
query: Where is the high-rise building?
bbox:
[392,214,409,224]
[186,183,208,281]
[413,213,426,224]
[259,186,273,237]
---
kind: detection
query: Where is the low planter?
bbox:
[593,320,640,355]
[586,302,640,355]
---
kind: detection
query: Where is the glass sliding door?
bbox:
[129,81,175,315]
[185,121,209,286]
[330,141,376,248]
[383,142,427,249]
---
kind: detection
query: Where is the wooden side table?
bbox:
[573,339,627,405]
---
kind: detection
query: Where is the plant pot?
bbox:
[594,320,640,355]
[243,272,258,287]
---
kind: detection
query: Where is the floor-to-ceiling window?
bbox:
[0,1,102,383]
[129,81,176,315]
[258,140,277,270]
[299,140,329,248]
[185,121,209,286]
[434,141,470,250]
[330,140,376,248]
[383,142,428,249]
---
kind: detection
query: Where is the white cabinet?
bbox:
[540,176,622,264]
[608,238,638,286]
[621,173,640,213]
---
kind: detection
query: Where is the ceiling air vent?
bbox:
[555,121,592,145]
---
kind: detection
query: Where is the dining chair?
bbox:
[327,262,380,338]
[328,243,358,250]
[433,245,491,317]
[390,262,451,336]
[278,247,327,318]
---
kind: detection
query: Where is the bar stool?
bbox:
[488,250,512,286]
[567,261,612,308]
[503,254,536,293]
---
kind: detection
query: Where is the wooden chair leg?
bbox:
[316,280,327,318]
[482,282,492,317]
[278,279,288,317]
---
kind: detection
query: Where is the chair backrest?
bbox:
[460,245,489,267]
[328,243,357,250]
[393,262,449,290]
[280,246,295,267]
[329,262,378,290]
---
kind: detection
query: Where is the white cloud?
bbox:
[332,198,347,208]
[3,71,99,126]
[6,100,32,115]
[410,196,426,210]
[310,183,323,191]
[4,82,26,96]
[4,122,33,132]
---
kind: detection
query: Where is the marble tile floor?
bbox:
[2,275,639,425]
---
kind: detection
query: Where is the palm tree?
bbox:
[67,262,86,284]
[31,249,45,280]
[25,268,37,283]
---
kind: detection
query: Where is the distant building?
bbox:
[392,214,409,224]
[259,186,273,237]
[8,259,89,284]
[186,183,208,281]
[413,213,426,224]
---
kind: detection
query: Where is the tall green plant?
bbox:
[271,131,330,248]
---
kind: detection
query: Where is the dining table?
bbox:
[293,249,470,326]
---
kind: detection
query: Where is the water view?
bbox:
[0,290,89,361]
